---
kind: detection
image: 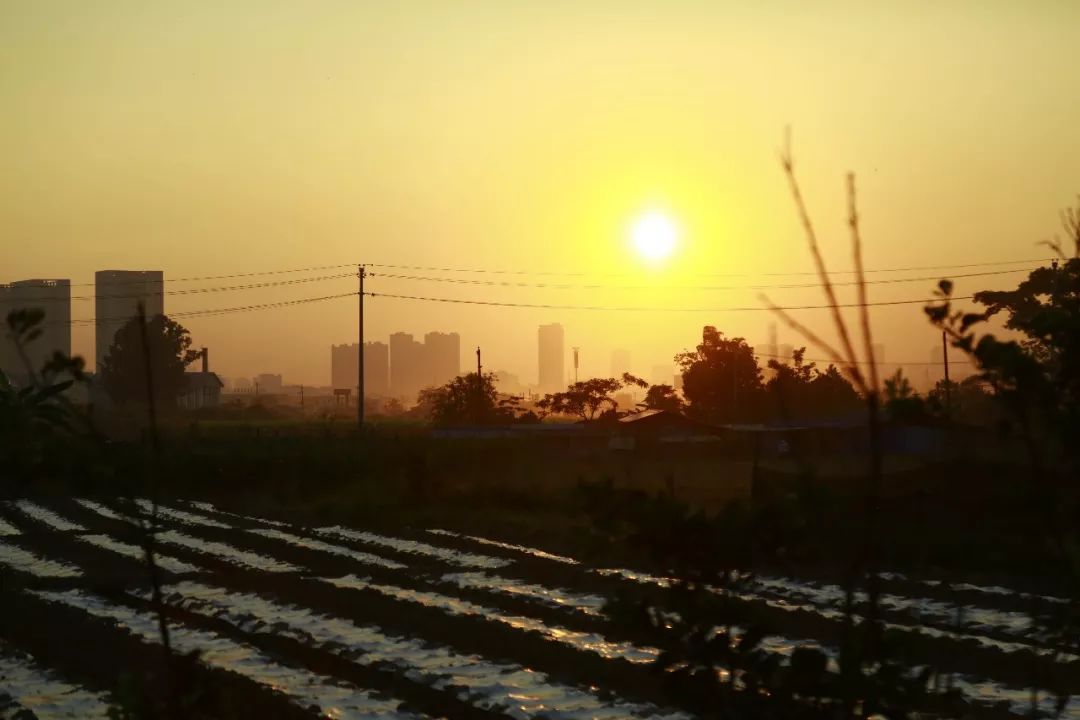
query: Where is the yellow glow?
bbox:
[631,211,678,262]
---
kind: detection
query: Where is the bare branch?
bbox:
[848,173,879,396]
[760,294,867,393]
[779,136,867,392]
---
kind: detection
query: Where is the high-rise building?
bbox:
[538,323,564,391]
[652,364,674,387]
[332,342,390,397]
[611,348,631,377]
[95,270,164,371]
[778,343,795,365]
[365,341,390,397]
[390,332,427,400]
[0,279,71,385]
[331,343,357,391]
[424,331,460,386]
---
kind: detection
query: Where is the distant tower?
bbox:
[424,331,461,386]
[0,279,71,386]
[95,270,163,371]
[538,323,565,392]
[389,332,426,401]
[611,348,631,377]
[572,347,580,384]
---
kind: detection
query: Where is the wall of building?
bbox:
[0,279,71,385]
[94,270,163,371]
[538,323,564,392]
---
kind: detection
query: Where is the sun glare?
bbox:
[631,211,677,262]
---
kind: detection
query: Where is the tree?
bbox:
[418,372,509,426]
[2,309,87,484]
[926,197,1080,711]
[99,314,199,410]
[764,347,816,418]
[762,349,863,422]
[926,376,996,424]
[537,377,624,421]
[807,364,863,419]
[640,384,684,413]
[676,326,762,423]
[882,369,927,423]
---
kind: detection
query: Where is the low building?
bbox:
[612,409,721,449]
[178,348,224,410]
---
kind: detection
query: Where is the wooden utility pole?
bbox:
[476,345,482,377]
[358,265,366,429]
[942,329,951,418]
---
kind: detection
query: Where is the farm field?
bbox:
[0,497,1075,719]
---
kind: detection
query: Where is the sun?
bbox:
[631,211,678,262]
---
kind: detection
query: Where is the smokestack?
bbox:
[201,347,208,373]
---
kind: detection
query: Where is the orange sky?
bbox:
[2,1,1078,389]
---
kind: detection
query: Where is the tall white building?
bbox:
[0,279,71,385]
[538,323,565,392]
[95,270,163,371]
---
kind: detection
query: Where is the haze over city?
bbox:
[6,2,1080,718]
[4,2,1077,387]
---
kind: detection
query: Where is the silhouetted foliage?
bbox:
[926,376,996,424]
[883,369,928,423]
[417,372,513,425]
[1,309,88,484]
[764,347,863,421]
[537,377,625,421]
[99,314,199,410]
[640,383,684,413]
[676,326,762,423]
[925,196,1080,715]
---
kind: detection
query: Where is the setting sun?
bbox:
[631,211,678,262]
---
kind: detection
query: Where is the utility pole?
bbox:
[475,346,483,422]
[942,329,951,419]
[731,347,738,422]
[358,265,366,429]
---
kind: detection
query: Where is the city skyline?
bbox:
[0,269,972,396]
[3,3,1074,388]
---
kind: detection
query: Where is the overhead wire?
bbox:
[62,292,357,326]
[367,267,1032,291]
[364,257,1048,278]
[9,273,357,302]
[60,263,357,288]
[363,290,971,313]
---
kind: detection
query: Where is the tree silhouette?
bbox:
[641,383,683,412]
[419,372,506,425]
[99,314,199,410]
[676,326,762,423]
[538,377,624,421]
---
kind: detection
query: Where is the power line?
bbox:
[363,290,972,313]
[62,292,356,326]
[2,263,357,289]
[365,257,1047,278]
[751,351,970,367]
[368,267,1032,292]
[8,273,357,302]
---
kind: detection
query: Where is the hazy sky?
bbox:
[3,1,1078,388]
